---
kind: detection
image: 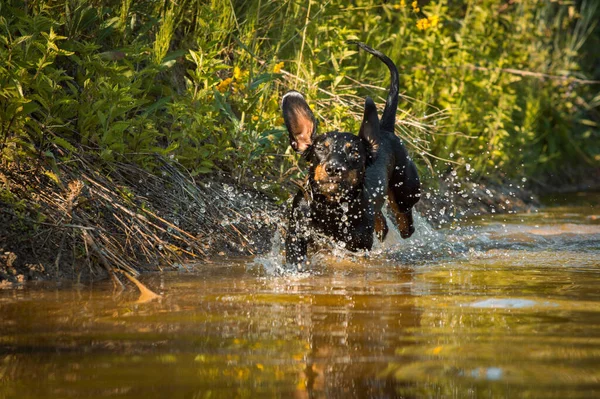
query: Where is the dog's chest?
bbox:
[310,194,373,238]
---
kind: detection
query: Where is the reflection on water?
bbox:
[0,194,599,398]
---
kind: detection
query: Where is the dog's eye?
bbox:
[348,148,360,159]
[314,143,327,152]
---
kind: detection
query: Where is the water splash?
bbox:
[251,204,461,275]
[375,209,471,265]
[249,230,286,275]
[249,192,599,275]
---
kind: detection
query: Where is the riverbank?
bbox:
[0,157,280,287]
[0,156,546,287]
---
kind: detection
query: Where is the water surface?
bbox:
[1,193,599,398]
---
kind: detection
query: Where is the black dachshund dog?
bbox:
[281,41,420,267]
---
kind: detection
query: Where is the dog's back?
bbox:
[351,41,421,238]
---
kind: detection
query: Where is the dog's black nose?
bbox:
[325,162,344,176]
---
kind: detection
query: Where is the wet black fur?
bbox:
[282,42,421,267]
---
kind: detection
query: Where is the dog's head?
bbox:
[281,91,380,201]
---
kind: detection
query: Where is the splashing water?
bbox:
[250,230,286,275]
[251,192,599,276]
[251,203,461,276]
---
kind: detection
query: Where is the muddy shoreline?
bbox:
[0,159,566,287]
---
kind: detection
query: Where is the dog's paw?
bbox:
[400,225,415,239]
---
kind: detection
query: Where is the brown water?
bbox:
[1,193,599,398]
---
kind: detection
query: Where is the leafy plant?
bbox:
[0,0,597,193]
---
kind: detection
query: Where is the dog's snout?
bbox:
[325,161,344,176]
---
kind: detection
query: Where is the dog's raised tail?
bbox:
[348,41,399,133]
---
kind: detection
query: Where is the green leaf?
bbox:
[144,97,171,115]
[249,73,274,90]
[50,136,77,152]
[14,35,32,45]
[579,119,597,127]
[162,49,187,62]
[21,101,39,115]
[160,59,176,69]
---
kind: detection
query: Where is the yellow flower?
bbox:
[416,15,439,31]
[233,66,242,80]
[416,15,440,31]
[216,77,232,93]
[416,18,430,30]
[393,0,405,10]
[428,15,440,28]
[411,1,420,12]
[252,115,259,121]
[273,61,284,74]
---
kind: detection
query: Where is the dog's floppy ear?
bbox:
[282,91,317,153]
[359,97,380,157]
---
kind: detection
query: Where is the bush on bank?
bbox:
[1,0,598,189]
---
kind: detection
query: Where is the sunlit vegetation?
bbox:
[1,0,598,185]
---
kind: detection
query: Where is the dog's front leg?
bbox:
[285,191,312,267]
[343,220,375,252]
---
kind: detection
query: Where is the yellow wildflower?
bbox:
[428,15,440,28]
[416,18,429,30]
[216,77,232,93]
[393,0,405,10]
[411,1,420,12]
[252,115,259,121]
[273,61,284,73]
[233,66,242,80]
[416,15,440,30]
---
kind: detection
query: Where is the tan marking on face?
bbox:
[345,142,352,150]
[313,164,329,182]
[347,169,360,185]
[324,141,330,148]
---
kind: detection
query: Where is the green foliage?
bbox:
[0,0,597,192]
